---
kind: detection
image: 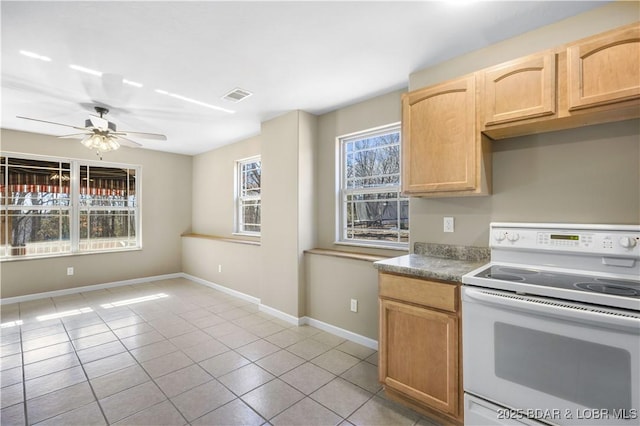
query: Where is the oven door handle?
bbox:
[463,287,640,333]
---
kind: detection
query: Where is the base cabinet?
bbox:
[378,272,463,425]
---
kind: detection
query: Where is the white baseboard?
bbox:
[176,274,380,349]
[1,272,379,350]
[303,316,378,350]
[0,273,183,305]
[258,303,304,326]
[181,273,260,305]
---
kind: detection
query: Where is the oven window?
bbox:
[494,322,631,411]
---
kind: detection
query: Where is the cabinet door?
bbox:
[379,298,459,417]
[402,76,477,194]
[483,52,556,126]
[567,24,640,110]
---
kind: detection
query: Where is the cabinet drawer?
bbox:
[379,273,457,313]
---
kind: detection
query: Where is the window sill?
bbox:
[305,248,392,263]
[181,233,260,246]
[0,247,142,262]
[334,240,409,252]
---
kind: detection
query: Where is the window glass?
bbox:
[0,154,140,259]
[339,125,408,248]
[237,157,261,235]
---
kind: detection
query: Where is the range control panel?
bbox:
[490,223,640,257]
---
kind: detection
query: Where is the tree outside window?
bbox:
[236,157,261,235]
[339,124,409,248]
[0,154,140,259]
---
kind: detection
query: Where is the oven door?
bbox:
[462,286,640,426]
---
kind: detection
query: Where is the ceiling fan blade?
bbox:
[117,131,167,141]
[57,133,90,140]
[115,136,143,148]
[16,116,87,131]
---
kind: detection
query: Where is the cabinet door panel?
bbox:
[568,25,640,110]
[483,53,556,125]
[402,76,476,194]
[379,298,459,416]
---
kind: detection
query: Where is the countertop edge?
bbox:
[373,254,488,283]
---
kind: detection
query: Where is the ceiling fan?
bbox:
[17,106,167,159]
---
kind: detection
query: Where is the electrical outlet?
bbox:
[67,267,74,276]
[444,217,455,233]
[218,264,222,273]
[350,299,358,313]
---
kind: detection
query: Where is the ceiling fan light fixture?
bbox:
[81,134,120,153]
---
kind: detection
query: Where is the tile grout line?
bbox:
[9,281,399,426]
[17,302,29,426]
[88,286,191,425]
[52,296,111,426]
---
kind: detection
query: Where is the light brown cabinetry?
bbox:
[482,52,557,126]
[402,24,639,194]
[378,273,462,425]
[481,22,640,139]
[567,24,640,110]
[401,75,490,197]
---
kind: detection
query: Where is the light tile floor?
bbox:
[1,278,441,425]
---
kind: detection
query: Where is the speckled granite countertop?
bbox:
[373,243,490,283]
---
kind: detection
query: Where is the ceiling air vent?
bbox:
[222,88,253,103]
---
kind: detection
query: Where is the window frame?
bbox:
[336,123,409,250]
[234,155,261,236]
[1,151,142,261]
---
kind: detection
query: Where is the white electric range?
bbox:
[461,223,640,426]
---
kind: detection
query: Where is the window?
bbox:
[236,156,261,235]
[1,153,141,259]
[338,124,409,248]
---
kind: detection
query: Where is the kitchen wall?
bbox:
[306,89,407,340]
[5,1,636,347]
[191,135,260,236]
[0,129,192,298]
[182,134,261,298]
[185,111,317,319]
[408,0,640,248]
[260,111,316,318]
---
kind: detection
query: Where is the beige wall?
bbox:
[305,2,640,340]
[305,89,408,337]
[260,111,317,317]
[191,135,260,237]
[408,1,640,248]
[0,129,192,298]
[305,254,380,340]
[316,89,408,257]
[6,2,637,349]
[184,134,261,297]
[410,120,640,247]
[182,237,260,297]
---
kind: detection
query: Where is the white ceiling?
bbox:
[1,1,608,156]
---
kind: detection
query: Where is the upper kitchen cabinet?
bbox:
[483,22,640,139]
[401,75,491,197]
[482,52,557,126]
[567,24,640,110]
